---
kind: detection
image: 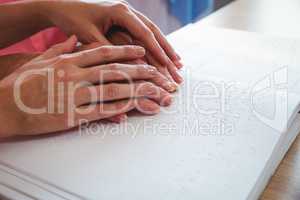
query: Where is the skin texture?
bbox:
[0,0,183,83]
[0,1,184,138]
[0,36,173,138]
[0,28,181,123]
[106,28,182,88]
[0,53,40,80]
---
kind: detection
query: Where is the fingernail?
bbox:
[164,82,178,92]
[165,55,172,65]
[119,114,128,122]
[176,75,183,84]
[178,77,184,83]
[148,66,157,75]
[136,47,146,56]
[174,60,183,68]
[162,95,173,106]
[147,104,160,114]
[176,53,181,60]
[68,35,77,42]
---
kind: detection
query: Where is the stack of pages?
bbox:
[1,25,300,200]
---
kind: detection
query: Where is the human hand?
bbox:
[40,0,183,83]
[80,27,181,91]
[0,36,172,138]
[78,28,180,123]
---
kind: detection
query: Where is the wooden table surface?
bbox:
[195,0,300,199]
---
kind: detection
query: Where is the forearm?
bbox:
[0,82,22,138]
[0,0,52,48]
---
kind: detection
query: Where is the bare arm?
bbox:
[0,53,39,80]
[0,1,50,48]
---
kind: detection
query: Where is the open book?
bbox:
[1,26,300,200]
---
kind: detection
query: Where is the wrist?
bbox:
[0,81,23,138]
[33,0,66,28]
[0,53,40,80]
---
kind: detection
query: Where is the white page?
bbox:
[1,27,300,200]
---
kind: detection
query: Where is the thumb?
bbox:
[79,23,112,46]
[107,31,133,45]
[35,35,78,61]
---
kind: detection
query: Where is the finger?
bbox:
[34,35,77,61]
[75,82,172,106]
[79,61,178,92]
[107,113,128,123]
[123,58,146,65]
[112,7,173,68]
[173,60,184,69]
[147,53,183,84]
[145,52,172,80]
[75,99,135,123]
[132,39,182,84]
[121,59,178,92]
[80,63,158,84]
[67,45,146,67]
[146,50,183,84]
[133,9,182,66]
[151,69,178,93]
[119,59,178,93]
[107,30,133,45]
[135,98,160,115]
[167,62,183,84]
[75,98,159,123]
[122,1,181,64]
[145,51,183,84]
[76,42,107,52]
[119,0,179,62]
[78,23,111,45]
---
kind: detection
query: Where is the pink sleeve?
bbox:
[0,0,68,56]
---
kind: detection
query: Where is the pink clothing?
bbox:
[0,0,67,56]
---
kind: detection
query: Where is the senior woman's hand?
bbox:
[0,36,172,138]
[40,0,183,83]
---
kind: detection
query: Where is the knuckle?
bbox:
[113,2,129,11]
[136,65,147,74]
[78,51,88,58]
[137,64,156,74]
[148,22,158,32]
[147,65,158,72]
[139,81,155,92]
[105,84,120,98]
[119,0,129,5]
[54,68,69,82]
[122,46,134,54]
[76,51,90,62]
[99,46,113,59]
[64,73,73,82]
[107,63,119,70]
[55,55,70,66]
[134,81,146,93]
[115,101,127,111]
[144,29,155,39]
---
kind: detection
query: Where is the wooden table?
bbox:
[195,0,300,199]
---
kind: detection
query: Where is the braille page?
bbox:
[1,27,300,200]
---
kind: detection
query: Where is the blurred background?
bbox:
[126,0,234,33]
[87,0,234,33]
